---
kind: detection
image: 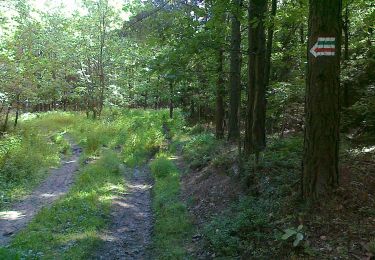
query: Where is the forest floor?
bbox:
[95,163,153,259]
[0,111,373,259]
[0,135,82,246]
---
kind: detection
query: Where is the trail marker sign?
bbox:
[310,37,336,57]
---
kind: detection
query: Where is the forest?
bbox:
[0,0,374,259]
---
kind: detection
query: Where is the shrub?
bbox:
[150,156,176,178]
[183,133,219,168]
[204,197,274,258]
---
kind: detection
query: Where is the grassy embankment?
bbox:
[1,110,192,259]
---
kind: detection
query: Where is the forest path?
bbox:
[94,163,153,260]
[0,135,82,246]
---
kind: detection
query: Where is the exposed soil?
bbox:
[94,164,153,260]
[302,154,375,259]
[178,152,243,259]
[0,135,82,246]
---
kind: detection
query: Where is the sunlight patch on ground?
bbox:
[350,145,375,155]
[0,211,25,220]
[39,193,59,198]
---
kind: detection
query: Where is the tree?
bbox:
[244,0,268,157]
[302,0,342,200]
[227,0,242,141]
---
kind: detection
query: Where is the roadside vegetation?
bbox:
[0,113,76,209]
[1,109,187,258]
[150,153,192,259]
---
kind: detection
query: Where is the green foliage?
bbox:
[151,154,192,259]
[267,81,305,133]
[0,113,78,209]
[281,225,304,247]
[203,136,303,258]
[204,197,274,258]
[150,155,176,178]
[0,248,21,260]
[368,239,375,255]
[9,150,122,259]
[183,133,219,168]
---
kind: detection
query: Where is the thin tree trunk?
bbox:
[14,94,20,128]
[169,81,173,119]
[299,0,305,44]
[264,0,277,90]
[216,48,225,139]
[302,0,342,200]
[228,0,242,141]
[342,3,349,107]
[98,3,107,117]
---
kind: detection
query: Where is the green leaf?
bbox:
[297,224,303,231]
[281,229,296,240]
[293,233,304,247]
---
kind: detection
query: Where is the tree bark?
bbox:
[98,1,108,117]
[14,94,20,128]
[216,48,225,139]
[342,3,349,107]
[264,0,277,90]
[302,0,342,200]
[245,0,268,155]
[227,0,242,141]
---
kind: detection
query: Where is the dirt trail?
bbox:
[0,135,82,246]
[94,164,153,260]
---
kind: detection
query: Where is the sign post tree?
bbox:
[302,0,342,200]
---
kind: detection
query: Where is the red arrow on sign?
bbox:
[310,37,336,57]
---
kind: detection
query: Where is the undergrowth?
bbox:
[9,150,123,259]
[203,136,303,258]
[0,112,78,209]
[1,109,183,258]
[150,153,192,259]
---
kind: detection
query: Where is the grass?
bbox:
[9,150,123,259]
[1,109,188,259]
[150,153,192,259]
[0,112,79,209]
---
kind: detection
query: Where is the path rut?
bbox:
[94,164,153,260]
[0,135,82,246]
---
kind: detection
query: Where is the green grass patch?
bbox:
[8,150,124,259]
[183,132,220,169]
[150,154,192,259]
[0,112,80,209]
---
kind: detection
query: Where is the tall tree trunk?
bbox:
[216,48,225,139]
[302,0,342,200]
[245,0,268,156]
[299,0,305,44]
[98,3,107,117]
[342,3,350,107]
[264,0,277,90]
[227,0,242,141]
[251,0,267,156]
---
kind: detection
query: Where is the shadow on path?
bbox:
[0,135,82,246]
[94,164,153,260]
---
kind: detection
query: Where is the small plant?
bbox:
[150,156,175,178]
[281,224,304,247]
[367,239,375,255]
